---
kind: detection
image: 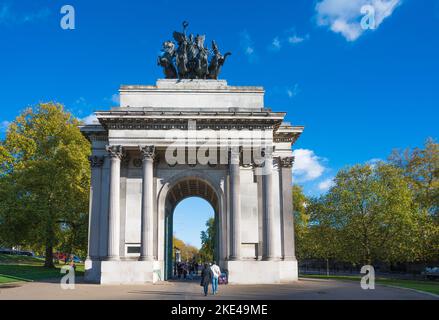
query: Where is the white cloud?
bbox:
[315,0,402,41]
[288,34,309,44]
[0,120,10,132]
[292,149,326,182]
[240,30,258,63]
[287,84,300,98]
[318,178,335,191]
[81,114,99,125]
[0,4,50,25]
[270,37,282,51]
[269,30,309,52]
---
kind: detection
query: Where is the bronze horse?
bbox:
[157,41,177,79]
[173,31,189,79]
[195,35,209,79]
[209,40,231,80]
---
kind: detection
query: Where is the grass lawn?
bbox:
[300,274,439,296]
[0,254,84,284]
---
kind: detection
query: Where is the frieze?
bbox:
[103,122,277,131]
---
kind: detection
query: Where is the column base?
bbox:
[85,260,162,284]
[227,256,241,261]
[282,256,297,261]
[84,258,102,283]
[262,256,281,261]
[138,256,154,262]
[103,256,120,262]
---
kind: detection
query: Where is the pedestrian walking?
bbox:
[200,263,213,296]
[210,261,221,295]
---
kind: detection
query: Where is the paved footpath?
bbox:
[0,277,437,300]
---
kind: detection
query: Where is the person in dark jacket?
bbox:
[200,263,213,296]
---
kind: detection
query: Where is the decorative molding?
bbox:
[88,156,104,168]
[105,145,123,159]
[274,133,301,145]
[104,122,276,131]
[133,158,143,168]
[96,112,284,132]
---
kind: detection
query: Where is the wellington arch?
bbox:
[81,79,304,285]
[80,26,303,285]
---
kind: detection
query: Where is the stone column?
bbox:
[280,157,296,260]
[87,156,104,260]
[262,150,277,260]
[229,148,241,261]
[105,145,123,261]
[262,148,280,261]
[139,145,155,261]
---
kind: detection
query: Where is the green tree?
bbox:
[293,185,311,260]
[390,138,438,217]
[307,196,343,273]
[389,138,439,262]
[173,236,199,262]
[199,218,216,262]
[325,163,417,265]
[0,103,90,267]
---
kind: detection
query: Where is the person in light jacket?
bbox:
[210,261,221,295]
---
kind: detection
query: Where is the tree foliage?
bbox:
[173,236,199,262]
[199,217,216,262]
[325,164,416,265]
[389,138,439,262]
[0,103,90,267]
[295,139,439,267]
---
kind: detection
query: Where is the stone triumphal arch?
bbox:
[81,79,303,284]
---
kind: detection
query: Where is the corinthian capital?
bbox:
[140,145,156,160]
[106,145,123,159]
[280,156,295,168]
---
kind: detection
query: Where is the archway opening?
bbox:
[164,178,220,281]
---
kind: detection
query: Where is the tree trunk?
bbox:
[326,258,330,276]
[44,244,55,268]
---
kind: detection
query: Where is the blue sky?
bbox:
[0,0,438,247]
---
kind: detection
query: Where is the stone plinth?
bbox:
[119,79,265,111]
[226,260,298,284]
[101,261,160,285]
